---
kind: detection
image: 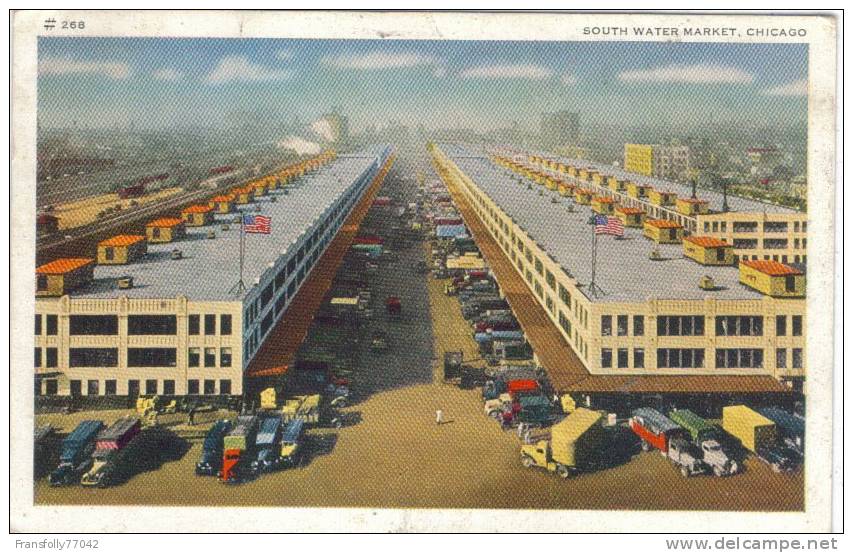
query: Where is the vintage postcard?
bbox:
[10,10,838,533]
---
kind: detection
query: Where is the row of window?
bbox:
[37,378,233,396]
[599,314,804,337]
[721,221,807,234]
[242,165,369,359]
[599,347,804,369]
[34,347,233,368]
[35,314,233,337]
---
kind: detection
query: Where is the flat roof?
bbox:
[505,147,801,215]
[441,144,769,304]
[61,146,388,302]
[99,234,146,247]
[36,257,94,275]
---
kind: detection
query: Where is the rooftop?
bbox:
[99,235,146,247]
[513,147,801,215]
[182,204,214,214]
[55,146,389,302]
[684,236,730,248]
[36,258,94,275]
[741,259,803,276]
[441,144,770,303]
[146,217,183,228]
[645,219,683,229]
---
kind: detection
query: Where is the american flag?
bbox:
[594,214,624,237]
[243,214,271,234]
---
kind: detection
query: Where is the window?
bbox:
[657,315,704,336]
[204,348,216,368]
[558,284,570,307]
[715,348,764,369]
[204,379,216,395]
[45,348,58,368]
[733,221,758,233]
[275,293,287,315]
[601,348,613,369]
[204,314,216,335]
[128,380,140,398]
[261,283,274,308]
[715,316,763,336]
[145,379,158,395]
[633,315,644,336]
[46,315,58,335]
[188,314,200,335]
[105,380,117,395]
[617,315,628,336]
[763,221,788,233]
[776,315,787,336]
[37,275,48,292]
[776,349,787,369]
[275,266,288,289]
[188,348,200,367]
[219,380,232,395]
[104,247,114,261]
[220,314,232,335]
[70,380,82,397]
[128,315,177,335]
[220,347,232,367]
[69,315,118,335]
[634,348,645,368]
[657,348,705,368]
[792,348,803,369]
[785,275,796,293]
[534,258,543,276]
[87,380,99,396]
[545,270,556,291]
[127,348,177,367]
[34,348,41,368]
[261,311,274,335]
[163,380,175,396]
[44,379,58,395]
[69,348,118,367]
[601,315,612,336]
[35,314,41,335]
[617,348,629,369]
[792,315,803,336]
[558,312,571,335]
[151,227,160,239]
[187,379,200,395]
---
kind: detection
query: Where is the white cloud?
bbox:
[762,78,808,97]
[310,118,336,142]
[39,57,131,79]
[205,56,292,84]
[560,73,577,86]
[617,63,754,84]
[322,51,437,70]
[152,68,182,82]
[459,63,553,80]
[275,49,294,61]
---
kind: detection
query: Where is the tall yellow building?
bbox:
[624,144,655,176]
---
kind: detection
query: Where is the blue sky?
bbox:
[38,38,808,132]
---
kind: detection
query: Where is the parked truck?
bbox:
[758,407,805,457]
[48,420,104,486]
[250,416,284,474]
[520,408,605,478]
[281,394,343,429]
[666,438,707,477]
[630,408,688,453]
[670,409,739,476]
[80,417,147,487]
[195,419,234,476]
[722,405,798,472]
[220,415,259,483]
[278,419,306,468]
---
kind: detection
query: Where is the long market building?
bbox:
[34,146,394,399]
[430,143,805,405]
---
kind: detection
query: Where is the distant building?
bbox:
[746,147,783,166]
[624,143,691,181]
[540,111,580,149]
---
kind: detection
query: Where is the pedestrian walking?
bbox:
[187,406,195,426]
[435,409,443,425]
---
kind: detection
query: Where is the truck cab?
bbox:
[521,440,571,477]
[196,419,234,476]
[48,420,104,486]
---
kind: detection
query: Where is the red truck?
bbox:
[629,408,688,452]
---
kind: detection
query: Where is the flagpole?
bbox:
[229,211,246,295]
[590,218,597,297]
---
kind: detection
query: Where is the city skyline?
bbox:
[38,38,808,133]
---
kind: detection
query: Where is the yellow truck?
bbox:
[722,405,798,472]
[520,408,605,478]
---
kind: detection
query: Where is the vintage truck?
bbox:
[81,417,141,487]
[669,409,739,476]
[195,419,234,476]
[250,416,284,474]
[220,415,259,483]
[48,420,104,486]
[631,408,706,477]
[520,408,605,478]
[666,438,707,477]
[722,405,798,472]
[281,394,343,429]
[758,407,805,457]
[278,419,306,468]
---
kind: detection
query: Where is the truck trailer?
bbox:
[220,415,259,483]
[250,416,284,474]
[80,417,142,487]
[48,420,104,486]
[722,405,798,472]
[669,409,739,476]
[630,408,687,453]
[195,419,234,476]
[520,408,606,478]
